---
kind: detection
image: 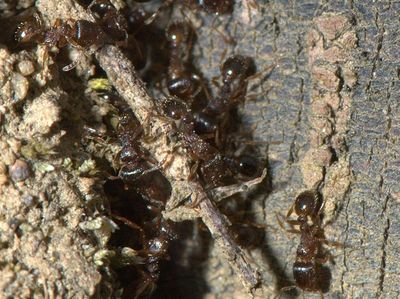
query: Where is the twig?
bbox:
[210,168,268,201]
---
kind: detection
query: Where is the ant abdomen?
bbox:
[193,112,218,135]
[71,20,107,48]
[236,155,259,177]
[119,162,148,181]
[15,14,44,44]
[167,77,199,99]
[293,261,318,292]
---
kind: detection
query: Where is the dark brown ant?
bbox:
[204,54,254,116]
[117,110,160,182]
[161,97,259,187]
[15,15,111,48]
[193,55,254,148]
[165,22,202,103]
[100,100,177,298]
[15,15,112,70]
[277,190,335,296]
[15,4,130,70]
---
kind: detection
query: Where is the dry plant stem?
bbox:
[211,168,267,201]
[96,45,260,291]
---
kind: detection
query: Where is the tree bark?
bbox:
[0,0,399,298]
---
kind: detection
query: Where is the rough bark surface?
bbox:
[0,0,399,298]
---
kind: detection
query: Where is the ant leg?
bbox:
[62,57,79,72]
[210,16,235,45]
[111,213,146,245]
[245,63,276,83]
[157,149,176,171]
[246,0,259,24]
[134,274,155,299]
[285,202,295,219]
[274,285,297,299]
[211,76,221,89]
[144,0,174,25]
[214,128,223,149]
[320,238,347,249]
[244,91,268,102]
[276,213,301,234]
[82,125,112,146]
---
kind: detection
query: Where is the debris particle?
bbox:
[17,60,35,76]
[11,73,29,101]
[9,159,30,182]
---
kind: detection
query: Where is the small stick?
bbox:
[96,44,260,291]
[210,168,267,201]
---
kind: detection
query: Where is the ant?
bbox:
[188,55,254,148]
[277,190,337,296]
[161,97,259,187]
[15,14,112,70]
[204,54,254,116]
[117,109,161,182]
[15,1,129,71]
[165,21,220,139]
[165,21,202,104]
[100,99,177,298]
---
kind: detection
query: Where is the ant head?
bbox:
[15,14,44,44]
[166,22,189,45]
[124,7,147,33]
[221,55,253,82]
[294,190,321,218]
[89,0,115,19]
[201,0,233,15]
[237,155,258,177]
